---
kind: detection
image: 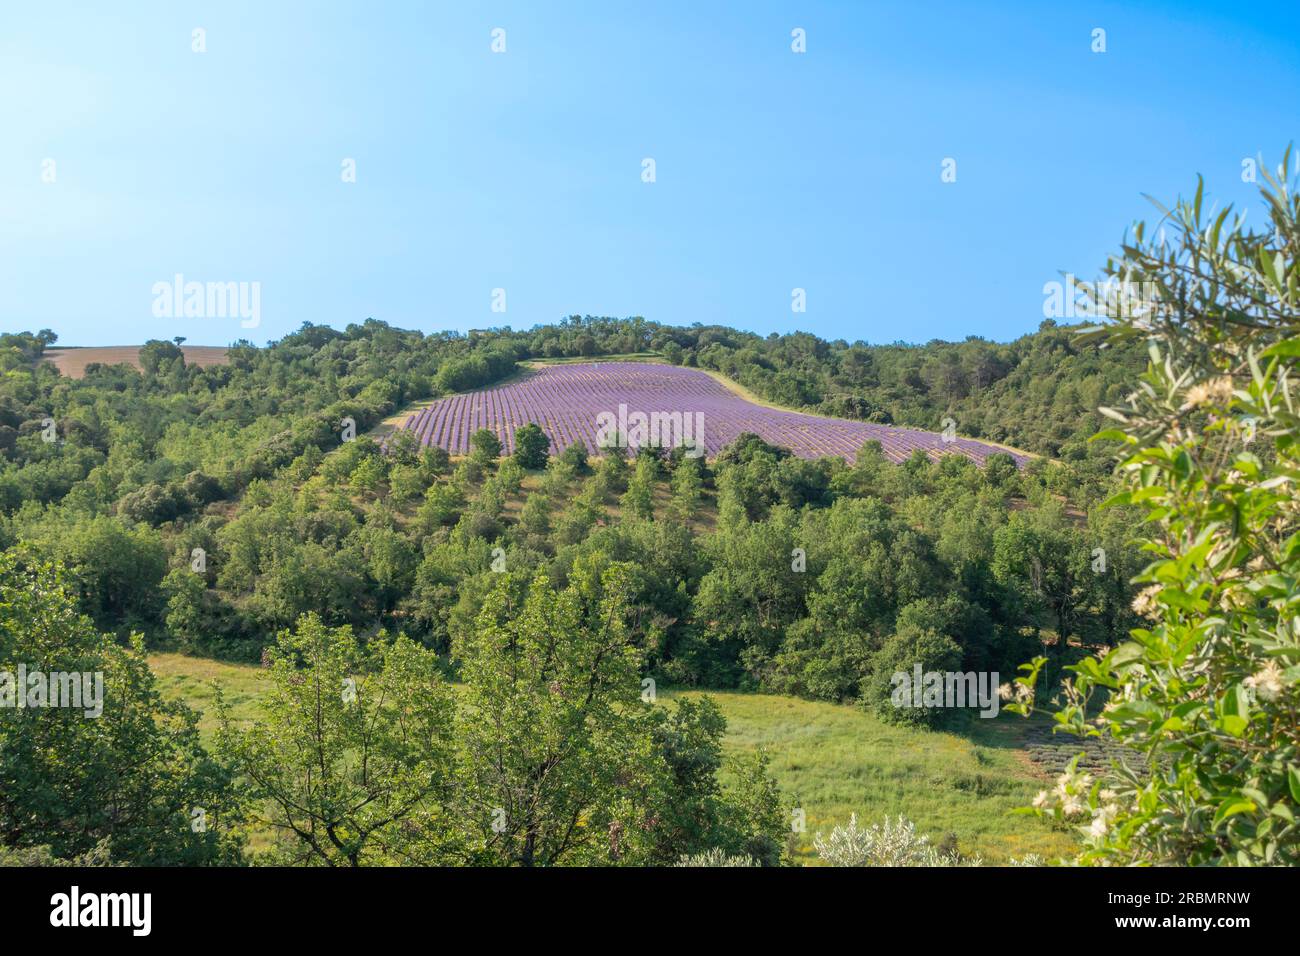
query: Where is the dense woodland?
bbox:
[1,320,1143,692]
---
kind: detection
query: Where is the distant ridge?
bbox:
[41,345,230,378]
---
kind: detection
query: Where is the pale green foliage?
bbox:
[675,848,758,867]
[1013,152,1300,865]
[812,814,975,866]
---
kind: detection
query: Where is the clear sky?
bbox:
[2,1,1296,347]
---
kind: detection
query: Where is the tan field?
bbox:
[41,345,231,378]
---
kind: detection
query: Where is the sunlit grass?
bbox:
[667,689,1076,863]
[149,654,1076,864]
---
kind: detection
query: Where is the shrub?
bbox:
[674,848,757,867]
[559,442,589,473]
[812,814,974,866]
[512,423,550,469]
[469,428,501,461]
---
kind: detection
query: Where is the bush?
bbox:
[512,423,550,469]
[813,814,974,866]
[559,442,589,473]
[864,624,962,728]
[674,848,757,867]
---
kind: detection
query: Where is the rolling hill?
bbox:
[394,361,1031,464]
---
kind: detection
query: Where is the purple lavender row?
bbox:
[392,362,1030,467]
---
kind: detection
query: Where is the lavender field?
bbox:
[395,362,1028,465]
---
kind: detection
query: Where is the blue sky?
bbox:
[1,1,1296,347]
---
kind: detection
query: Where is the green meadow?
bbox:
[149,653,1077,864]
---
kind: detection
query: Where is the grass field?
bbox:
[148,652,1077,863]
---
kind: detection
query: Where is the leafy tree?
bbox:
[469,428,501,462]
[0,551,245,864]
[33,515,167,632]
[454,560,650,865]
[518,491,552,538]
[162,565,207,650]
[864,624,963,728]
[138,339,184,377]
[669,455,703,521]
[714,749,787,866]
[217,614,457,865]
[559,441,589,473]
[598,445,629,492]
[992,504,1091,671]
[621,457,656,520]
[512,423,550,469]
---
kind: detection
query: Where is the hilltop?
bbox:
[40,344,230,378]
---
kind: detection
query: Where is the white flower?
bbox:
[1032,790,1049,809]
[1182,376,1235,410]
[1244,660,1285,703]
[1131,585,1161,618]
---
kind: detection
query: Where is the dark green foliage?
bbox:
[512,423,550,469]
[865,625,964,728]
[0,553,245,864]
[559,441,589,472]
[469,428,501,461]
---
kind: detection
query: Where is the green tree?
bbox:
[512,423,550,469]
[621,456,656,520]
[669,456,703,521]
[0,551,244,864]
[217,614,457,865]
[864,624,963,728]
[470,428,501,462]
[454,559,650,865]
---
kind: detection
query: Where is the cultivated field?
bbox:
[148,653,1075,863]
[41,345,230,378]
[395,362,1030,465]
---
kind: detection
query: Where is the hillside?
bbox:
[0,317,1136,868]
[393,361,1032,464]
